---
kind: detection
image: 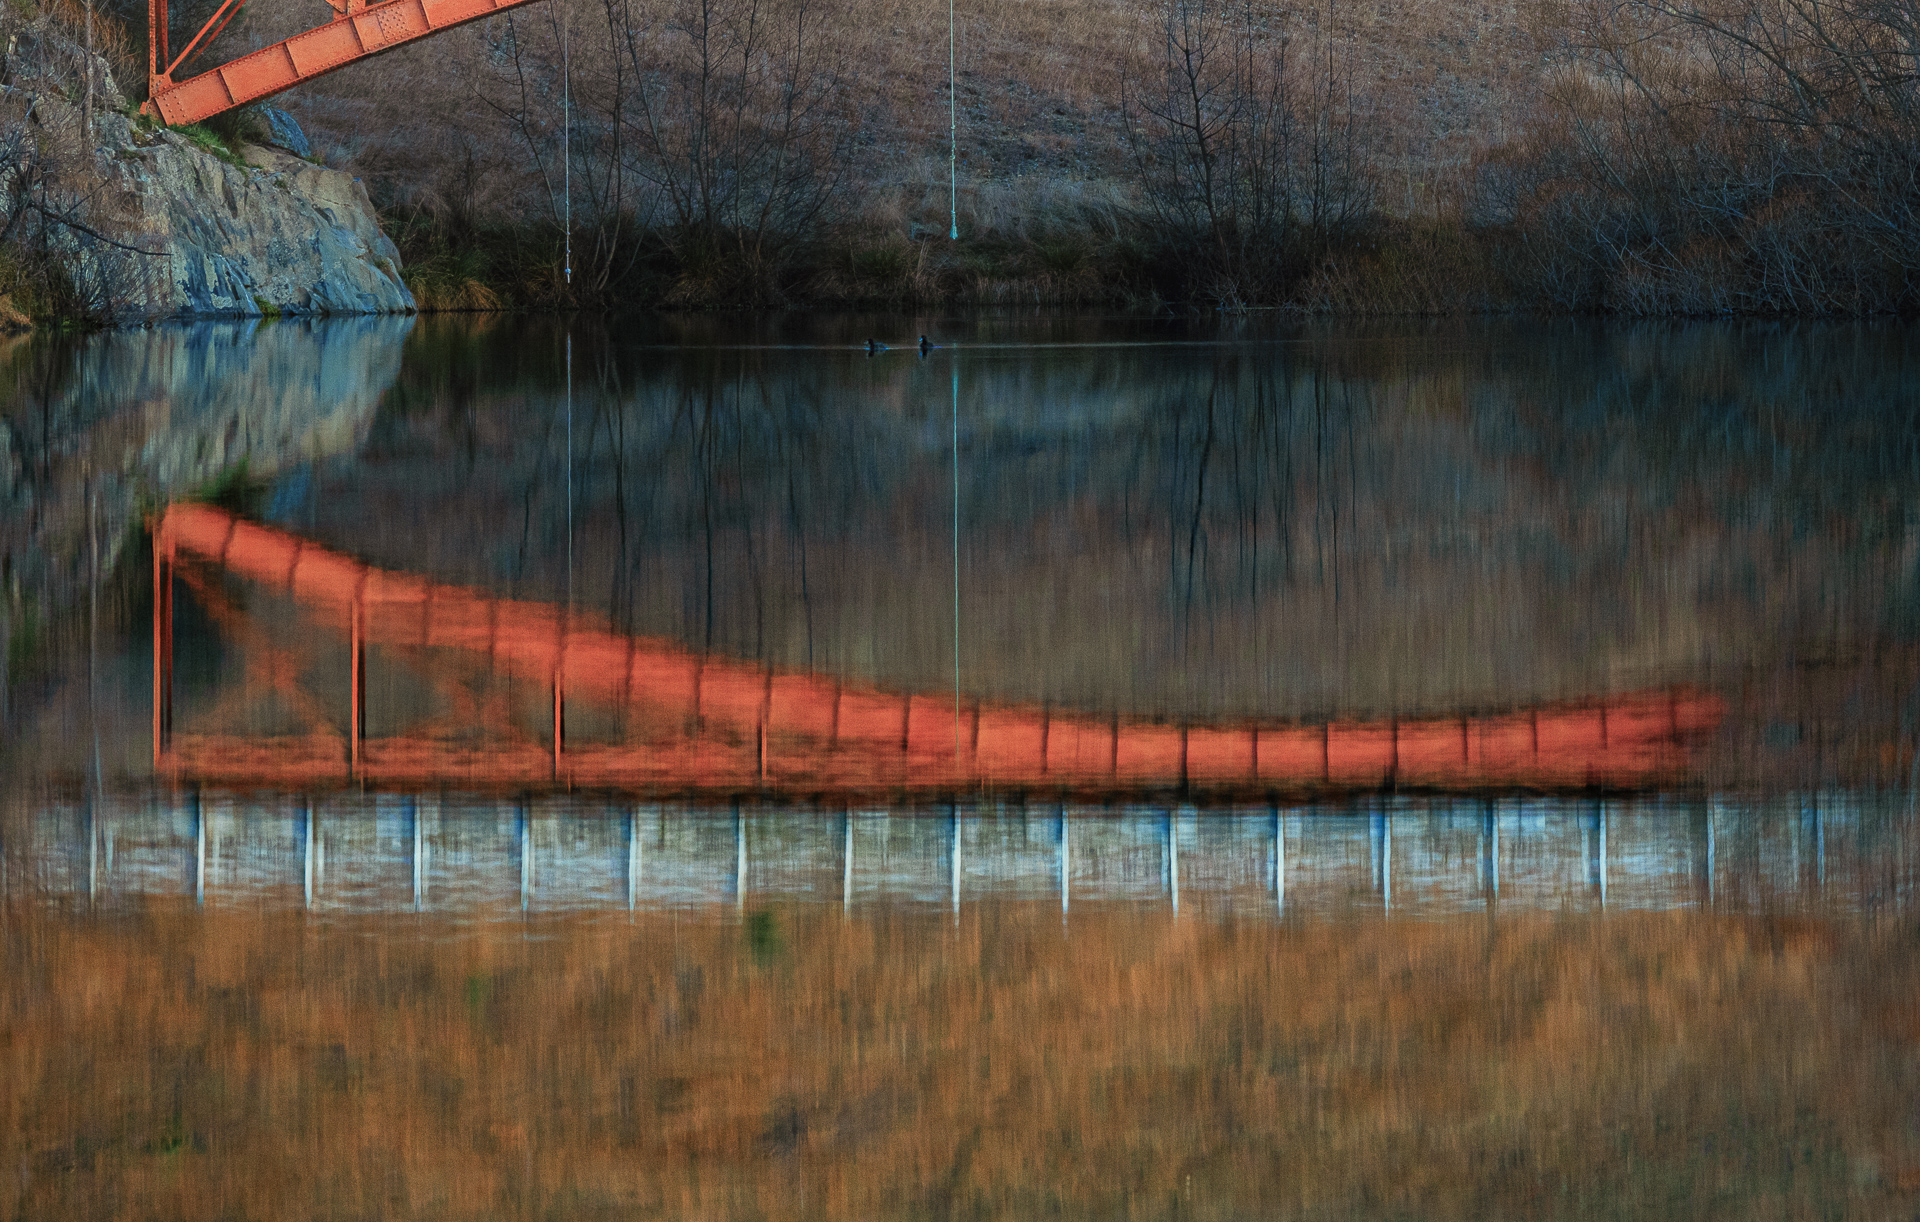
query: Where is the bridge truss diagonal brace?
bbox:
[145,0,544,127]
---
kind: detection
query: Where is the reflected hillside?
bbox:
[4,898,1915,1220]
[10,315,1920,793]
[297,319,1920,731]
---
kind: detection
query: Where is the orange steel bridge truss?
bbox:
[143,0,541,126]
[151,503,1727,796]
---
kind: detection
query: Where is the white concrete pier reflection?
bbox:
[15,792,1917,920]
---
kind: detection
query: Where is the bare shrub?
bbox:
[1121,0,1375,304]
[1293,219,1511,313]
[590,0,850,302]
[1494,0,1920,313]
[450,0,854,305]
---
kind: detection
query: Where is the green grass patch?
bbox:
[6,601,41,682]
[746,909,783,965]
[172,123,248,170]
[187,459,267,518]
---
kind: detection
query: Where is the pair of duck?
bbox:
[867,336,935,356]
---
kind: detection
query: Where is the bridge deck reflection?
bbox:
[22,794,1915,920]
[152,504,1724,796]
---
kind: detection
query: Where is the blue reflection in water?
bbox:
[15,791,1918,921]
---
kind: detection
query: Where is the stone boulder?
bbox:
[261,107,314,160]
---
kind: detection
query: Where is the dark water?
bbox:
[15,313,1920,784]
[4,314,1920,1220]
[261,314,1920,726]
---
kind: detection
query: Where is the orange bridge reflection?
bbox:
[152,504,1724,796]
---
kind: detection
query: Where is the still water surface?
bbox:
[4,315,1920,1219]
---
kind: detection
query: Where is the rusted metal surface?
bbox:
[144,0,545,127]
[150,503,1726,796]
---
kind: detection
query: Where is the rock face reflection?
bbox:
[96,316,414,490]
[6,314,411,496]
[0,316,414,724]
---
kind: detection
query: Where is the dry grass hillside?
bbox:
[4,901,1918,1219]
[14,0,1920,312]
[232,0,1546,230]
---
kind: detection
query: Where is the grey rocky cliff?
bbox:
[84,111,417,319]
[2,33,414,320]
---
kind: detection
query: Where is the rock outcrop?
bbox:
[1,29,413,320]
[82,111,417,319]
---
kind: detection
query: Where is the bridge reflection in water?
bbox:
[24,794,1916,920]
[152,504,1723,796]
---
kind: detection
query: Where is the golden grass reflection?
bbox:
[5,902,1917,1220]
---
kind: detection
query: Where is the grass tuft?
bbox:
[187,459,267,518]
[172,123,248,170]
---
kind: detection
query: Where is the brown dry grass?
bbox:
[235,0,1555,231]
[4,901,1917,1220]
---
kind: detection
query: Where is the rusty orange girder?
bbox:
[144,0,543,127]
